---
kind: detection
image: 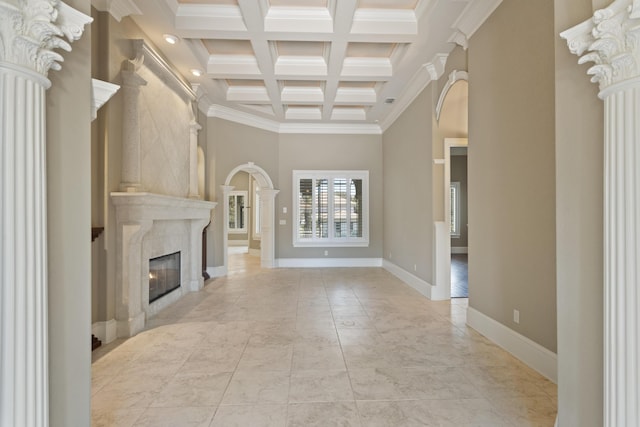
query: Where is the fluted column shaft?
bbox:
[0,62,49,427]
[602,83,640,426]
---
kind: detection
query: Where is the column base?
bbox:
[116,312,146,338]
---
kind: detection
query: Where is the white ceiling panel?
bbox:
[126,0,503,130]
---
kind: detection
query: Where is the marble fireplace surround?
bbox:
[111,192,216,337]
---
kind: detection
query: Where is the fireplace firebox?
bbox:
[149,252,181,303]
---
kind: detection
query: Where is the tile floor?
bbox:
[91,252,557,426]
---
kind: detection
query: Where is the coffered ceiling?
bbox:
[94,0,502,132]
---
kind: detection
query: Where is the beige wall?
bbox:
[383,86,435,280]
[47,0,92,425]
[206,118,279,266]
[468,0,557,352]
[555,0,604,424]
[277,133,383,259]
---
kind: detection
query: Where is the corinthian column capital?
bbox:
[561,0,640,95]
[0,0,92,79]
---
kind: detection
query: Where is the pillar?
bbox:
[258,188,279,268]
[562,1,640,425]
[0,1,91,426]
[120,58,147,192]
[189,120,202,199]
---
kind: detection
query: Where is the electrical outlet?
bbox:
[324,250,328,256]
[282,207,287,214]
[513,309,520,324]
[389,251,392,259]
[413,264,417,271]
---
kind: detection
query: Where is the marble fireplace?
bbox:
[110,39,216,338]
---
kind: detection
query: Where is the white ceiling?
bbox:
[94,0,502,133]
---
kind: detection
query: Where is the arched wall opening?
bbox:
[432,71,469,300]
[221,162,279,271]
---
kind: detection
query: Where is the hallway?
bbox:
[91,256,557,426]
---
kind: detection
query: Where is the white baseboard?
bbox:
[451,246,468,254]
[382,259,438,299]
[467,307,557,383]
[228,240,249,246]
[206,266,227,278]
[92,319,117,345]
[276,258,383,268]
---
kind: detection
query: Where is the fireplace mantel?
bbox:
[111,192,216,337]
[111,192,216,220]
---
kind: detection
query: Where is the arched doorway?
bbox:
[222,162,279,271]
[433,70,469,300]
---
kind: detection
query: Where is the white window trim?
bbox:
[450,181,461,238]
[228,190,248,234]
[293,170,369,247]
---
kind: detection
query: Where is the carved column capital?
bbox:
[0,0,92,79]
[561,0,640,95]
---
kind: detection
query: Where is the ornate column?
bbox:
[189,119,202,199]
[562,2,640,425]
[0,1,91,426]
[258,188,280,268]
[120,56,146,192]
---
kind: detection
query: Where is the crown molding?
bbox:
[91,0,141,22]
[449,0,503,49]
[91,79,120,121]
[207,104,382,134]
[208,104,282,133]
[132,39,196,102]
[379,53,448,132]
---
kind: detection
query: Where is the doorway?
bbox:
[448,146,468,297]
[222,162,279,274]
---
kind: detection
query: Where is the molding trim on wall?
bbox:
[467,307,558,383]
[91,79,120,121]
[451,246,468,254]
[277,258,383,268]
[435,70,469,121]
[92,319,117,345]
[382,259,436,299]
[91,0,142,22]
[448,0,503,49]
[379,53,449,132]
[207,266,227,278]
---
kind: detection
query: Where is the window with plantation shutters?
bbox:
[293,170,369,247]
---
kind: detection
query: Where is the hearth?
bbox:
[149,252,181,303]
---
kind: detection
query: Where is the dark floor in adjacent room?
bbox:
[451,254,469,298]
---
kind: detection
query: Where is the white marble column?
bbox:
[189,120,202,199]
[258,188,280,268]
[120,57,147,192]
[0,2,91,426]
[562,2,640,425]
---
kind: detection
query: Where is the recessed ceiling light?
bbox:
[190,69,203,77]
[163,34,179,45]
[384,98,396,104]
